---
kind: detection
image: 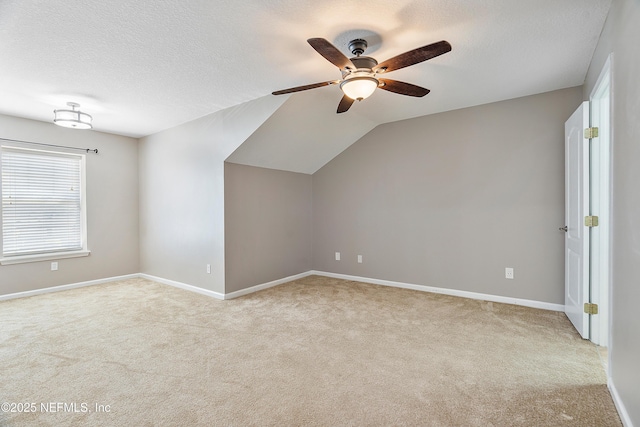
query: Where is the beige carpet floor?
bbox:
[0,275,621,426]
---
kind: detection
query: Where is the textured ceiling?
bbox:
[0,0,611,171]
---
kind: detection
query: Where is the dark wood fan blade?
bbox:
[378,79,430,97]
[272,80,337,95]
[374,40,451,73]
[308,38,355,70]
[337,95,355,113]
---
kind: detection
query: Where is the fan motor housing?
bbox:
[342,56,378,78]
[348,39,368,56]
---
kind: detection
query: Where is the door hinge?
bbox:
[584,303,599,315]
[584,215,599,227]
[584,127,599,139]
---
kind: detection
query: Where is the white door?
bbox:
[564,102,590,339]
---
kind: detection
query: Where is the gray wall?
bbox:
[313,87,582,305]
[138,96,285,294]
[584,0,640,422]
[0,114,139,295]
[224,163,312,293]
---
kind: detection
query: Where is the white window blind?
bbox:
[1,147,85,257]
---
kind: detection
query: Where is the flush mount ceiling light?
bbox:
[53,102,92,130]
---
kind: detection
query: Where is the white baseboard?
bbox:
[224,271,313,300]
[0,271,310,303]
[0,270,565,313]
[309,271,565,312]
[0,273,139,301]
[139,273,225,300]
[609,378,634,427]
[139,271,312,300]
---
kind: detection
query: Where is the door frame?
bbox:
[588,53,613,358]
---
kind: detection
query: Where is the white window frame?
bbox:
[0,145,90,265]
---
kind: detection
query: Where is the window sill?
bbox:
[0,250,91,266]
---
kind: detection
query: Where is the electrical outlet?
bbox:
[51,262,58,271]
[357,255,363,263]
[335,252,341,261]
[206,264,211,274]
[505,267,514,279]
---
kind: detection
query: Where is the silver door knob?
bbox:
[559,226,568,232]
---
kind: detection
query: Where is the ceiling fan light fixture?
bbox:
[273,37,451,113]
[340,76,378,101]
[54,102,92,130]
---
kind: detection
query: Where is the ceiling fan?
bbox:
[272,37,452,113]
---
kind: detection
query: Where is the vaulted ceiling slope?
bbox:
[226,89,378,174]
[1,1,611,172]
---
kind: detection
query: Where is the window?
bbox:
[1,146,89,264]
